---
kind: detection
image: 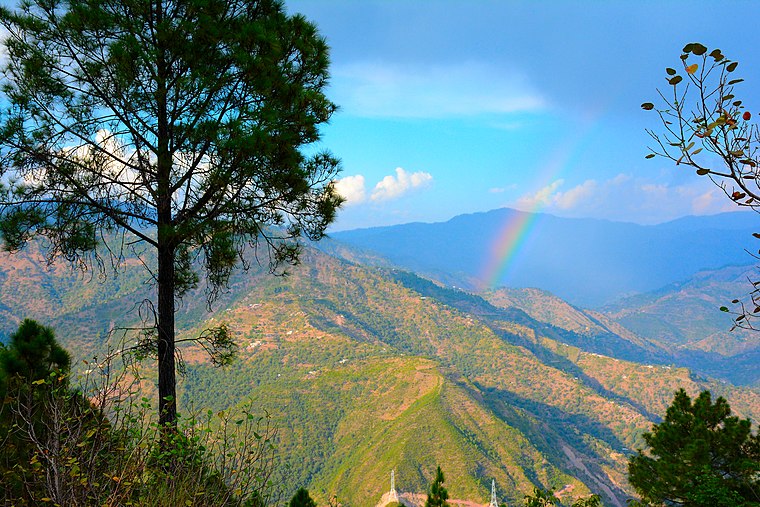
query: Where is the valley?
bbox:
[1,216,759,505]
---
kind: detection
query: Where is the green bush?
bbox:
[0,319,277,506]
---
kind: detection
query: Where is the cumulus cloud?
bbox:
[512,174,738,223]
[333,168,433,206]
[334,175,367,206]
[370,167,433,202]
[554,179,597,210]
[331,61,545,119]
[515,180,564,209]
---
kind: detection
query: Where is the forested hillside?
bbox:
[1,243,758,506]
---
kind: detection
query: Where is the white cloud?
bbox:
[331,61,546,119]
[334,174,367,206]
[370,167,433,202]
[333,168,433,207]
[515,180,564,209]
[512,174,740,223]
[554,179,597,210]
[0,28,9,67]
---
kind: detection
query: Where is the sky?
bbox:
[284,0,760,231]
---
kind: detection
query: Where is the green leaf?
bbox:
[682,43,695,53]
[728,78,744,85]
[719,306,729,312]
[727,61,738,72]
[668,75,683,85]
[641,102,655,110]
[696,169,710,175]
[645,153,656,159]
[666,67,677,76]
[709,48,723,60]
[691,148,702,155]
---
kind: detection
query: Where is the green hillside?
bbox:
[1,245,759,506]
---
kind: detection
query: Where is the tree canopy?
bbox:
[523,487,558,507]
[289,487,317,507]
[522,487,601,507]
[0,319,80,503]
[0,318,70,390]
[425,466,450,507]
[0,0,342,427]
[628,389,760,506]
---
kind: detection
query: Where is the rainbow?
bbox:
[478,207,541,290]
[478,101,610,291]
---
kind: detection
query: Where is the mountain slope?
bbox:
[603,264,758,355]
[1,243,759,506]
[331,208,758,307]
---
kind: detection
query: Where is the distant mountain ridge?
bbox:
[331,208,758,307]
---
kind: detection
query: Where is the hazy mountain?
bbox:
[1,241,758,506]
[603,264,758,353]
[331,208,758,307]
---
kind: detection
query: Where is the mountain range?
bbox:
[331,208,759,307]
[0,209,758,506]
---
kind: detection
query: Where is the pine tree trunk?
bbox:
[154,0,176,431]
[157,238,177,429]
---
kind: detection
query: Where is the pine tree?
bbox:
[0,0,342,429]
[289,487,317,507]
[628,389,760,506]
[425,466,450,507]
[0,318,70,389]
[0,319,83,503]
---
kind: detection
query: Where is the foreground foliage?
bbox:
[522,487,601,507]
[642,43,760,330]
[0,320,276,506]
[628,389,760,506]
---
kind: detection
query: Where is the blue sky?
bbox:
[285,0,760,231]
